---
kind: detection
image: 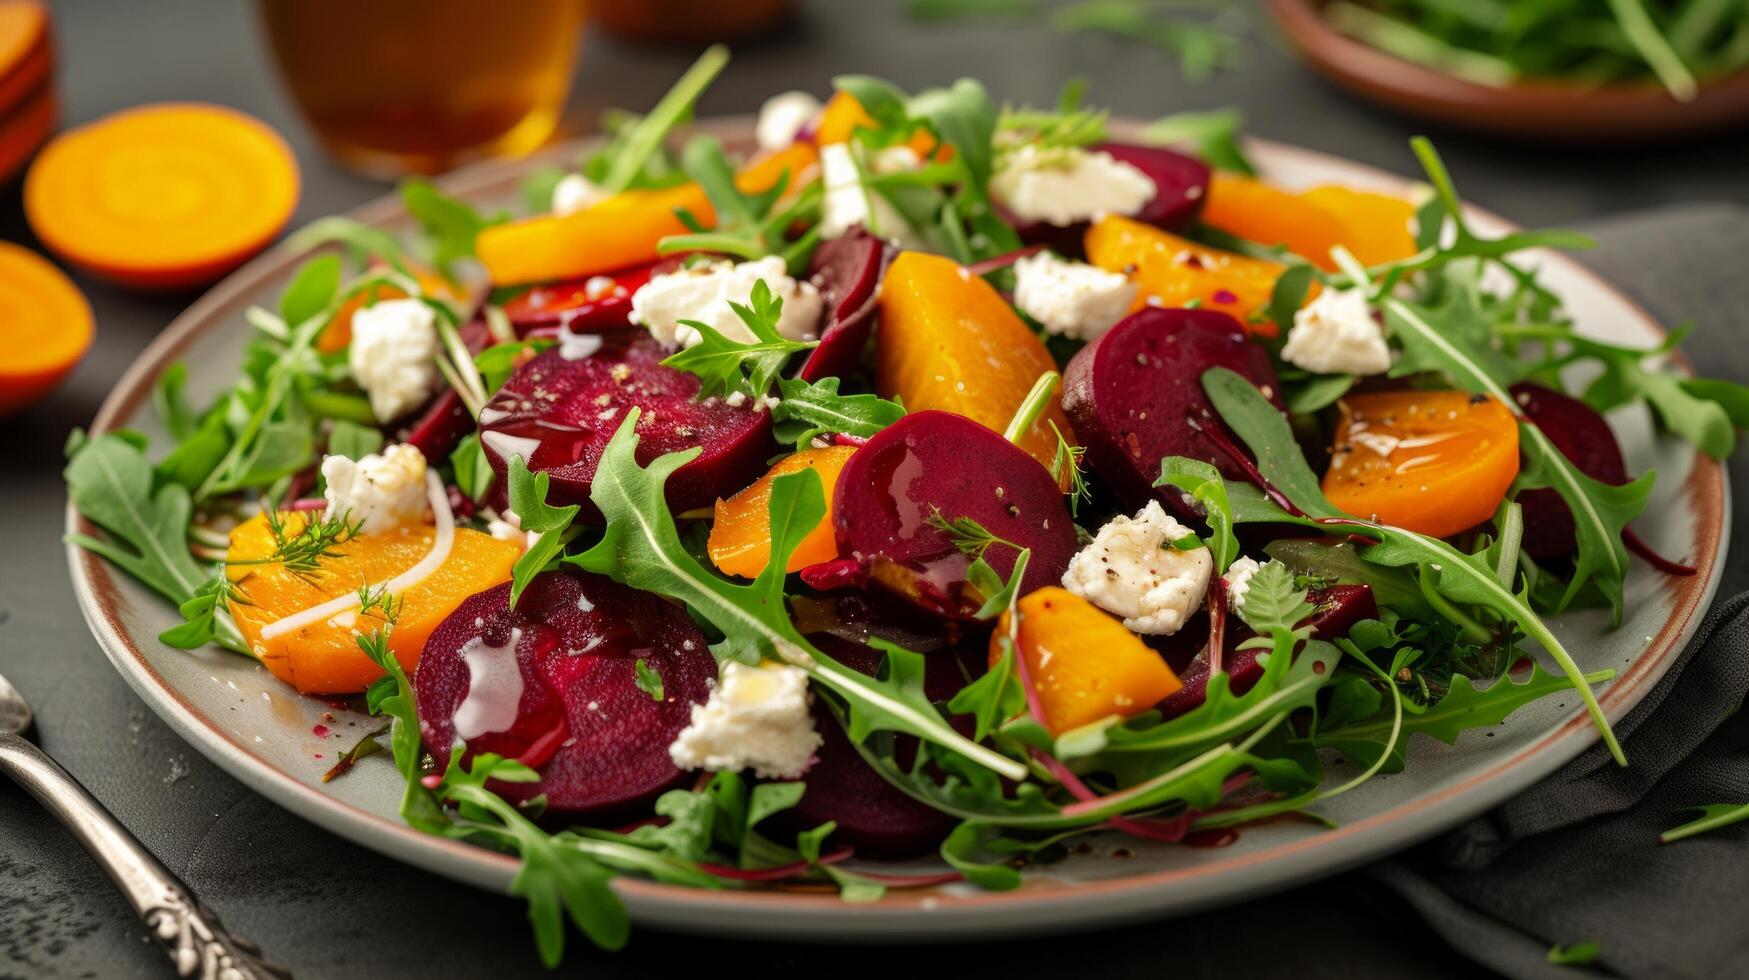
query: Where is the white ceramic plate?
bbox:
[67,120,1729,941]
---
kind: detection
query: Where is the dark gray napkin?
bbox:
[1371,204,1749,980]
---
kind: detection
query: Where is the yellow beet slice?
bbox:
[226,511,521,695]
[992,587,1181,735]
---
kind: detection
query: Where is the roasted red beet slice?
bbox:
[1158,584,1376,718]
[1098,143,1211,232]
[1005,142,1210,255]
[405,317,491,463]
[1063,307,1283,512]
[780,632,960,857]
[414,571,716,819]
[1510,382,1630,559]
[477,335,773,519]
[798,227,890,383]
[501,262,656,333]
[826,410,1078,618]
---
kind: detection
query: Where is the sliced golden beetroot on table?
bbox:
[993,587,1180,736]
[875,250,1072,473]
[709,445,857,578]
[476,336,773,519]
[1200,172,1349,272]
[823,410,1077,619]
[225,511,521,695]
[1509,382,1629,559]
[476,143,817,285]
[1323,390,1520,538]
[1062,307,1283,511]
[0,240,93,416]
[1299,185,1420,267]
[414,572,717,819]
[1084,214,1306,334]
[797,227,889,383]
[25,103,300,289]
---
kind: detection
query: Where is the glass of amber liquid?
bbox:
[257,0,584,177]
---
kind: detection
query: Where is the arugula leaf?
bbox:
[1660,802,1749,843]
[280,254,342,328]
[402,178,505,277]
[449,434,496,503]
[327,418,383,460]
[1384,293,1653,621]
[1200,366,1340,517]
[660,280,816,399]
[1316,661,1610,772]
[152,362,199,441]
[662,136,822,272]
[1339,524,1625,765]
[1155,456,1239,572]
[568,411,1028,780]
[158,572,242,650]
[66,434,210,606]
[1138,107,1255,175]
[475,337,556,394]
[769,376,906,448]
[597,45,729,196]
[1263,538,1434,621]
[939,822,1023,890]
[505,456,581,609]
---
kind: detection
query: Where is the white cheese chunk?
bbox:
[1061,500,1212,635]
[1279,287,1392,376]
[551,173,609,216]
[1223,555,1262,612]
[818,142,929,249]
[348,298,440,423]
[669,660,822,779]
[629,255,823,349]
[990,145,1156,227]
[321,443,431,534]
[1013,252,1138,341]
[756,90,823,150]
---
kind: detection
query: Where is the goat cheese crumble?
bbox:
[551,173,609,216]
[990,145,1155,227]
[1013,251,1138,341]
[1061,500,1212,635]
[669,660,822,780]
[818,142,930,249]
[629,255,824,349]
[348,298,440,423]
[1223,556,1263,612]
[1279,287,1392,376]
[321,443,430,534]
[756,90,823,150]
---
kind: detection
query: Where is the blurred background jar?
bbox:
[256,0,585,177]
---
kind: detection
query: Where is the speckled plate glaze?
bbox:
[67,120,1729,941]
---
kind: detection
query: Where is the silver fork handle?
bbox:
[0,732,290,979]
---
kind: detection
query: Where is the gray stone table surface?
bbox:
[2,1,1746,977]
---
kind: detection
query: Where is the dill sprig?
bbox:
[1048,419,1091,518]
[230,506,365,580]
[927,509,1024,560]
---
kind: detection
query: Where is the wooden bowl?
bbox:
[1268,0,1749,142]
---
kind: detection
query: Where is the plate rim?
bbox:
[65,121,1730,939]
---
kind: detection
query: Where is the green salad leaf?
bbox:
[505,456,581,609]
[769,376,906,448]
[569,411,1028,780]
[660,280,817,400]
